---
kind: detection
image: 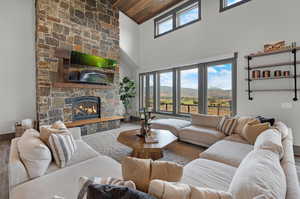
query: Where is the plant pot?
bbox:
[123,113,131,122]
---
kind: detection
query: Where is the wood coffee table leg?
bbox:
[132,149,163,160]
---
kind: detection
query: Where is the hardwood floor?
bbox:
[0,140,10,199]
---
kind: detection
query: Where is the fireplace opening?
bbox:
[71,96,101,121]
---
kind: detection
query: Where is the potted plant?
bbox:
[119,77,136,122]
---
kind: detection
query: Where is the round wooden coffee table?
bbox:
[117,129,177,160]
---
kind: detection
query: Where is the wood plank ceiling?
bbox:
[112,0,185,24]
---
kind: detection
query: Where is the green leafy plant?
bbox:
[119,77,136,115]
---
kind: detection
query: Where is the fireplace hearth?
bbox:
[68,96,101,121]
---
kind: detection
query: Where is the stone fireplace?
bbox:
[35,0,124,135]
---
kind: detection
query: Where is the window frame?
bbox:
[154,0,201,38]
[220,0,251,12]
[139,54,237,117]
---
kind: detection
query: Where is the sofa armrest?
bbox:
[9,138,30,190]
[69,127,82,140]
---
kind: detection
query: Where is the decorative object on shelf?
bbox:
[283,71,291,77]
[252,70,261,79]
[262,70,271,78]
[245,45,299,101]
[138,108,155,138]
[15,120,38,137]
[274,70,282,77]
[264,41,286,53]
[119,77,136,122]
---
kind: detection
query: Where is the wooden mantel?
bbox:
[65,116,124,128]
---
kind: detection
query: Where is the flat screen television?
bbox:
[70,51,117,69]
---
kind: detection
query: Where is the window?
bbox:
[220,0,251,12]
[139,56,237,116]
[179,68,199,114]
[149,74,155,110]
[156,16,173,35]
[207,63,233,116]
[154,0,201,38]
[176,3,199,27]
[158,71,173,112]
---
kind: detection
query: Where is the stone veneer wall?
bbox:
[36,0,123,128]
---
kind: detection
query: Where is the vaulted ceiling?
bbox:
[112,0,185,24]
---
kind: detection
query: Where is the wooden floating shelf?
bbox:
[246,89,300,93]
[68,64,116,74]
[53,82,113,89]
[246,75,300,81]
[65,116,124,128]
[245,61,300,70]
[245,47,300,58]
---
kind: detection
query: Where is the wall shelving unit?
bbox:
[245,47,300,101]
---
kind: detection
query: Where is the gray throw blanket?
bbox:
[87,184,157,199]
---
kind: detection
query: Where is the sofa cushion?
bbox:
[179,125,225,147]
[17,129,52,179]
[223,134,249,144]
[200,140,253,167]
[229,150,286,199]
[273,121,289,140]
[150,119,191,136]
[148,180,191,199]
[254,129,284,158]
[10,156,122,199]
[182,159,237,191]
[46,140,99,174]
[191,114,222,128]
[190,186,233,199]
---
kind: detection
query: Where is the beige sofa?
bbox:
[9,127,122,199]
[9,117,300,199]
[151,114,300,199]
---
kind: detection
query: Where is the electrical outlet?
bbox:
[281,102,293,109]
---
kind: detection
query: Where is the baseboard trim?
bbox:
[294,145,300,156]
[0,132,15,141]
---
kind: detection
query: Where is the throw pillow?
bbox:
[48,132,77,168]
[241,120,270,144]
[148,180,191,199]
[150,161,183,182]
[217,116,238,136]
[87,184,156,199]
[233,116,258,135]
[254,129,284,159]
[122,157,183,192]
[78,176,136,199]
[256,116,275,126]
[40,121,68,145]
[122,157,152,192]
[17,129,52,178]
[51,120,67,130]
[228,150,286,199]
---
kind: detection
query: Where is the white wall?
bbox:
[0,0,36,134]
[119,12,140,115]
[119,12,140,79]
[137,0,300,145]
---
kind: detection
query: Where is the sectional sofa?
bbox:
[9,115,300,199]
[151,114,300,199]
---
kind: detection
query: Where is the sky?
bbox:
[160,64,232,91]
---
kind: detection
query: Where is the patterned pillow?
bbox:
[217,116,238,136]
[78,176,136,199]
[48,132,77,168]
[40,121,69,145]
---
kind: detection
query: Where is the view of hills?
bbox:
[157,86,231,98]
